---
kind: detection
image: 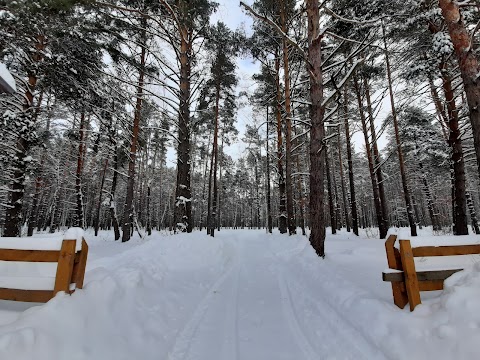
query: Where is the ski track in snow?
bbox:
[269,239,388,360]
[167,232,389,360]
[167,247,239,360]
[5,229,480,359]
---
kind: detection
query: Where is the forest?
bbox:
[2,0,480,258]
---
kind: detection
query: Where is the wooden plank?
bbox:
[419,280,444,291]
[412,244,480,257]
[53,240,76,296]
[71,238,88,289]
[0,288,53,302]
[383,268,463,282]
[0,249,60,262]
[384,235,408,309]
[399,240,421,311]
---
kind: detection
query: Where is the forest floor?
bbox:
[0,227,479,359]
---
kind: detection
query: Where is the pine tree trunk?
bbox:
[382,23,416,236]
[94,159,108,236]
[75,112,86,228]
[337,122,350,232]
[353,74,387,238]
[438,0,480,182]
[266,109,273,233]
[307,0,326,257]
[466,191,480,234]
[110,149,120,241]
[200,135,211,231]
[275,55,287,234]
[210,82,221,237]
[343,88,359,235]
[206,138,214,234]
[4,35,45,237]
[294,126,306,236]
[280,1,296,235]
[217,136,224,232]
[122,20,147,241]
[364,76,390,235]
[174,27,193,233]
[326,145,336,234]
[440,62,468,235]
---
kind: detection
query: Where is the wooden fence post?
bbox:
[399,239,421,311]
[72,238,88,289]
[385,235,408,309]
[53,240,76,295]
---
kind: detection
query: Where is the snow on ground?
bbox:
[0,227,479,359]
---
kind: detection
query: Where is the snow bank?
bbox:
[0,232,233,360]
[0,228,479,359]
[0,229,86,291]
[288,230,480,360]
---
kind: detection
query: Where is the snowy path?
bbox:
[1,228,480,360]
[167,232,387,360]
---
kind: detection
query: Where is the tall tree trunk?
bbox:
[266,109,273,233]
[75,112,86,228]
[27,90,45,237]
[122,20,147,241]
[337,122,350,232]
[382,23,416,236]
[353,74,387,239]
[343,88,359,235]
[217,136,224,232]
[440,62,468,235]
[174,26,193,233]
[280,1,296,235]
[94,159,108,236]
[466,191,480,234]
[200,135,211,231]
[275,55,287,234]
[325,145,336,234]
[307,0,326,257]
[206,135,214,235]
[4,35,45,237]
[439,0,480,181]
[110,149,121,241]
[210,82,221,237]
[364,75,389,235]
[294,126,306,236]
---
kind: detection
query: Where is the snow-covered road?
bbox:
[0,228,480,360]
[168,232,386,360]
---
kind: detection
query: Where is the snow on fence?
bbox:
[383,234,480,311]
[0,228,88,302]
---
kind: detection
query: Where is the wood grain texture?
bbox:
[71,239,88,289]
[384,235,408,309]
[399,240,421,311]
[53,240,76,295]
[412,244,480,257]
[383,268,463,282]
[0,288,53,302]
[0,249,60,262]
